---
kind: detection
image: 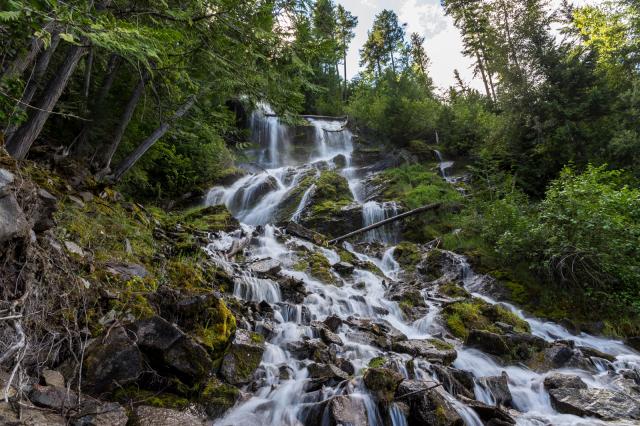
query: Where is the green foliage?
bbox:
[442,298,530,339]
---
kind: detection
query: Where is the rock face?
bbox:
[220,329,265,385]
[249,258,281,277]
[30,385,77,410]
[543,373,587,390]
[131,406,204,426]
[326,395,369,426]
[0,401,66,425]
[0,193,28,242]
[363,367,404,402]
[73,401,128,426]
[549,388,640,420]
[478,372,512,407]
[392,339,457,365]
[396,380,463,426]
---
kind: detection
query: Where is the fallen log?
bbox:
[328,203,461,245]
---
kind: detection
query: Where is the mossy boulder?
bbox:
[294,250,338,285]
[393,242,422,272]
[363,367,404,403]
[220,329,265,385]
[442,298,530,340]
[199,378,240,419]
[392,339,457,365]
[177,205,238,233]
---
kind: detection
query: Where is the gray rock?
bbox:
[79,191,94,203]
[105,262,149,280]
[73,401,128,426]
[33,188,58,231]
[323,315,343,332]
[320,327,343,346]
[0,401,65,425]
[363,367,404,402]
[131,406,204,426]
[396,380,463,426]
[327,395,368,426]
[479,372,512,407]
[0,168,14,197]
[332,261,355,275]
[307,362,349,382]
[220,329,265,385]
[129,316,182,352]
[458,396,516,425]
[64,240,85,257]
[335,357,355,375]
[68,195,85,207]
[543,373,588,390]
[30,384,78,410]
[466,330,510,357]
[249,258,281,277]
[164,335,213,382]
[42,369,65,387]
[0,194,28,242]
[286,338,330,363]
[549,387,640,420]
[392,338,457,365]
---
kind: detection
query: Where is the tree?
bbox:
[409,32,432,87]
[360,10,406,77]
[336,5,358,100]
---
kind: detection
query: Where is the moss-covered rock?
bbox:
[294,250,338,285]
[220,329,265,385]
[393,242,422,272]
[438,282,469,299]
[442,298,530,340]
[199,378,240,419]
[363,367,404,403]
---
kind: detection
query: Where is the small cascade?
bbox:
[362,201,400,244]
[434,149,455,183]
[291,183,316,222]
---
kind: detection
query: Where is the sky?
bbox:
[335,0,602,91]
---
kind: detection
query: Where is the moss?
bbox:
[295,250,337,285]
[442,298,530,339]
[108,278,156,321]
[193,299,237,355]
[171,205,238,233]
[307,171,353,217]
[428,338,454,351]
[439,282,469,298]
[199,378,240,418]
[368,357,387,368]
[435,405,447,425]
[393,242,422,272]
[337,248,357,264]
[113,387,190,410]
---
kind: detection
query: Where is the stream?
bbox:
[203,107,640,426]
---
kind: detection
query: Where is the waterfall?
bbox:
[362,201,400,243]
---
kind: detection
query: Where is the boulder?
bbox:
[465,330,510,357]
[326,395,368,426]
[626,336,640,352]
[458,396,516,425]
[220,329,265,385]
[478,372,512,407]
[105,262,149,281]
[320,327,343,346]
[396,380,463,426]
[276,276,308,304]
[199,378,241,420]
[30,384,78,410]
[332,261,355,276]
[392,338,457,365]
[0,168,14,196]
[549,388,640,421]
[131,406,204,426]
[363,367,404,403]
[0,194,28,242]
[324,315,343,332]
[83,326,145,394]
[42,369,65,388]
[307,363,349,383]
[164,335,214,382]
[286,338,330,363]
[335,358,355,375]
[543,373,588,390]
[33,188,58,232]
[72,401,128,426]
[249,258,282,277]
[430,365,475,399]
[0,401,66,425]
[285,221,326,245]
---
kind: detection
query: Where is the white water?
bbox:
[205,109,640,426]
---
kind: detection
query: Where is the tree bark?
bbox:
[111,96,196,182]
[3,32,61,141]
[74,54,120,155]
[6,44,87,160]
[99,72,147,170]
[343,47,348,101]
[82,49,94,113]
[328,203,463,244]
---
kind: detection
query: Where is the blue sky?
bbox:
[335,0,602,91]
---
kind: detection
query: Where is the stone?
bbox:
[0,194,28,242]
[549,388,640,420]
[626,336,640,352]
[64,240,85,257]
[286,339,330,363]
[164,335,214,382]
[131,406,204,426]
[392,338,457,365]
[0,168,14,197]
[327,395,368,426]
[0,401,65,425]
[285,221,326,245]
[200,378,241,420]
[335,358,355,375]
[307,363,349,383]
[543,373,588,390]
[33,188,58,232]
[30,384,78,410]
[78,191,94,203]
[479,372,512,407]
[430,365,475,399]
[105,262,149,281]
[249,258,282,277]
[68,195,85,208]
[363,367,404,402]
[73,401,128,426]
[276,276,308,304]
[396,380,463,426]
[320,327,343,346]
[42,369,65,387]
[129,316,183,352]
[82,326,145,394]
[220,329,265,385]
[458,396,516,425]
[323,315,343,332]
[332,261,355,275]
[465,330,510,357]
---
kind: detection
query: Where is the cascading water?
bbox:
[203,107,640,426]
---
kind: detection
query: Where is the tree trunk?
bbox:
[390,52,396,74]
[82,49,94,113]
[100,72,147,170]
[74,54,121,155]
[343,48,348,101]
[3,32,61,141]
[111,96,196,182]
[6,44,87,160]
[0,21,56,79]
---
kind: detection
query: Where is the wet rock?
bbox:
[479,372,512,407]
[431,365,475,399]
[249,258,282,277]
[346,318,407,350]
[626,336,640,352]
[363,367,404,403]
[392,338,457,365]
[131,406,205,426]
[543,373,588,390]
[285,221,326,245]
[42,369,65,387]
[466,330,510,357]
[200,378,241,420]
[307,363,349,383]
[335,358,355,375]
[73,401,128,426]
[324,315,343,332]
[577,345,616,362]
[30,384,78,410]
[531,342,593,372]
[396,380,463,426]
[220,329,265,385]
[0,401,66,425]
[549,387,640,420]
[301,202,363,239]
[105,262,149,281]
[458,396,516,425]
[83,326,145,394]
[320,327,343,346]
[33,188,58,232]
[287,338,331,363]
[279,364,295,380]
[332,261,354,276]
[0,194,28,242]
[326,395,368,426]
[276,276,308,304]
